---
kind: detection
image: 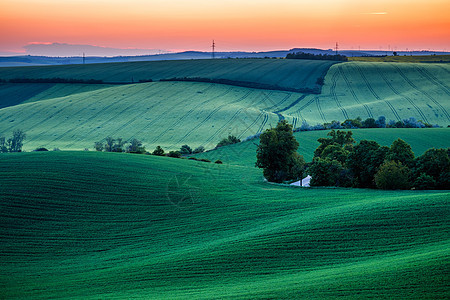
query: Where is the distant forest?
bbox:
[286,51,348,61]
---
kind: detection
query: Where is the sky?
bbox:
[1,0,449,55]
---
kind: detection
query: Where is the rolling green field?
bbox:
[0,60,449,151]
[1,151,449,299]
[0,58,334,91]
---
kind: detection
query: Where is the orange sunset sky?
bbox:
[1,0,449,54]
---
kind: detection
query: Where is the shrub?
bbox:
[168,151,181,158]
[34,147,48,151]
[375,160,411,190]
[193,146,205,154]
[127,138,146,154]
[308,158,344,187]
[216,135,241,148]
[94,141,104,151]
[199,158,211,163]
[180,144,193,155]
[152,146,165,156]
[215,160,223,164]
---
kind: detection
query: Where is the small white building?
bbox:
[290,175,312,187]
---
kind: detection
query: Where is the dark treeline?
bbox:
[286,51,348,61]
[307,130,449,190]
[160,77,321,94]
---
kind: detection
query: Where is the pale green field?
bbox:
[0,60,449,151]
[0,151,448,298]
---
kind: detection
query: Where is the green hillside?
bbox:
[0,58,334,91]
[194,128,450,166]
[0,60,448,152]
[1,151,448,298]
[0,83,113,109]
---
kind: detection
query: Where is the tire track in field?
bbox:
[339,65,373,118]
[329,68,349,120]
[64,83,171,147]
[262,92,291,111]
[204,96,259,145]
[237,111,264,138]
[176,90,253,145]
[377,65,429,124]
[355,64,401,121]
[393,65,450,121]
[315,97,326,122]
[125,84,210,143]
[231,91,274,138]
[205,90,281,143]
[42,85,148,145]
[150,85,233,144]
[273,94,308,114]
[413,65,450,97]
[255,113,269,134]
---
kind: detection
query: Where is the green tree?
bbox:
[127,139,146,154]
[308,158,344,186]
[387,138,415,167]
[104,137,115,152]
[412,148,449,189]
[94,141,104,152]
[347,140,389,188]
[256,120,305,183]
[0,137,7,153]
[414,173,436,190]
[180,144,193,155]
[7,129,26,152]
[375,160,411,190]
[193,146,205,154]
[152,146,165,156]
[314,130,355,158]
[168,150,181,158]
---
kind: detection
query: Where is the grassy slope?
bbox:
[0,58,333,90]
[0,151,448,299]
[0,83,113,108]
[194,128,450,165]
[0,60,448,152]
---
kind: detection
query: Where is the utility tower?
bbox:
[211,40,216,59]
[83,52,85,64]
[335,42,338,55]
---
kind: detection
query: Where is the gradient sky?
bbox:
[1,0,449,54]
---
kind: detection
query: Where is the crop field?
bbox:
[349,54,450,63]
[0,83,113,109]
[0,151,448,299]
[194,128,450,166]
[1,60,449,152]
[0,58,335,91]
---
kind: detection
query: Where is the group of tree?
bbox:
[7,78,103,84]
[286,51,348,61]
[256,121,449,190]
[94,137,146,154]
[308,130,449,190]
[256,120,305,183]
[216,135,241,148]
[297,116,439,132]
[0,129,26,153]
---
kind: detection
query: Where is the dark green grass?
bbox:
[0,83,55,109]
[194,128,450,165]
[0,151,448,298]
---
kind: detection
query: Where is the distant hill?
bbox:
[1,48,448,67]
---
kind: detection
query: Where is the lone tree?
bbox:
[256,120,305,183]
[1,129,26,153]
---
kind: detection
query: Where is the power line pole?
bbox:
[211,40,215,59]
[83,52,85,64]
[335,42,338,55]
